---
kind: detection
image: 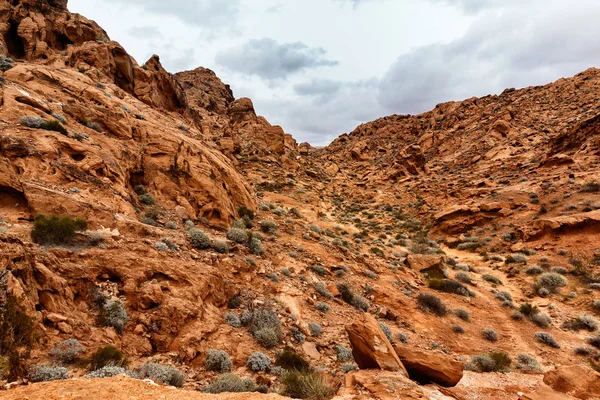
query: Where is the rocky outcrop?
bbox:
[543,365,600,400]
[393,345,464,387]
[337,370,426,400]
[521,210,600,241]
[345,315,407,374]
[1,375,290,399]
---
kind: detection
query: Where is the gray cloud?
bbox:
[294,79,342,97]
[128,26,162,38]
[215,38,338,80]
[112,0,240,33]
[379,2,600,114]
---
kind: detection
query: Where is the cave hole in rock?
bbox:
[4,20,25,58]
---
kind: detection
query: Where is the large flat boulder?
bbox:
[345,315,407,374]
[393,345,464,387]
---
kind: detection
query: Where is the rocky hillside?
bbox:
[1,1,599,399]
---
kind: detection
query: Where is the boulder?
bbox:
[345,314,407,374]
[543,365,600,400]
[338,370,426,400]
[393,345,464,387]
[406,254,446,279]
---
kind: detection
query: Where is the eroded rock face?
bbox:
[337,370,426,400]
[543,365,600,400]
[345,314,407,374]
[393,345,464,387]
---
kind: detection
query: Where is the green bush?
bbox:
[205,349,232,372]
[212,240,229,254]
[20,116,67,135]
[0,54,14,71]
[531,312,551,328]
[254,328,280,348]
[227,228,248,244]
[275,347,309,371]
[378,322,393,342]
[563,315,598,332]
[244,308,281,348]
[248,237,265,255]
[90,345,127,370]
[85,366,127,379]
[482,274,502,285]
[260,220,277,234]
[581,181,600,193]
[505,254,528,264]
[280,369,335,400]
[203,373,256,394]
[515,354,541,371]
[238,206,255,220]
[31,214,87,245]
[189,229,211,249]
[139,193,155,205]
[482,328,498,342]
[455,308,470,321]
[308,322,323,337]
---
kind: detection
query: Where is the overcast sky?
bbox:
[69,0,600,146]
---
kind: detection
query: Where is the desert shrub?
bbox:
[428,278,470,296]
[154,241,168,252]
[28,365,69,382]
[0,54,14,71]
[0,294,36,379]
[31,214,87,245]
[336,345,353,362]
[483,328,498,342]
[205,349,232,372]
[308,322,323,337]
[378,322,393,342]
[563,315,598,332]
[363,270,378,280]
[519,303,539,317]
[212,240,229,254]
[482,274,502,285]
[351,295,369,312]
[254,327,280,348]
[84,121,101,131]
[588,336,600,349]
[396,332,409,344]
[315,282,333,299]
[453,263,469,271]
[290,327,306,344]
[535,332,560,348]
[20,116,68,135]
[237,206,255,220]
[280,369,335,400]
[551,266,567,275]
[189,229,211,249]
[260,220,277,234]
[90,345,127,370]
[505,254,528,264]
[342,363,357,373]
[581,181,600,193]
[134,185,147,195]
[455,308,470,321]
[139,362,184,387]
[142,217,156,226]
[337,283,369,312]
[526,266,543,275]
[311,265,328,276]
[453,325,465,334]
[85,366,127,379]
[531,312,552,328]
[139,193,155,205]
[496,291,513,302]
[466,352,511,372]
[232,219,246,230]
[417,293,448,316]
[455,272,473,284]
[248,237,265,255]
[276,347,310,371]
[247,352,271,372]
[203,373,256,394]
[515,354,541,371]
[512,311,525,320]
[536,273,567,293]
[98,299,129,334]
[269,272,279,282]
[315,302,330,313]
[50,339,85,364]
[227,228,248,244]
[224,312,241,328]
[594,300,600,311]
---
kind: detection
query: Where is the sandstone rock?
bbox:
[337,370,426,400]
[393,345,464,387]
[345,314,407,374]
[302,342,321,360]
[405,254,446,279]
[543,365,600,400]
[56,322,72,334]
